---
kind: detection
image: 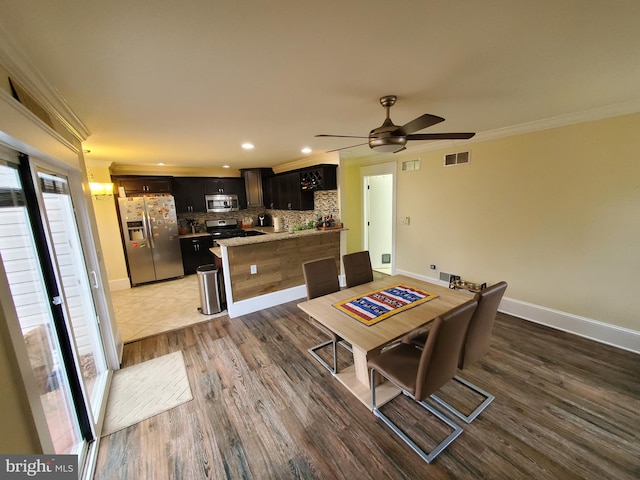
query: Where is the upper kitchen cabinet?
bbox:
[172,177,206,214]
[300,165,337,191]
[241,168,273,208]
[112,175,173,195]
[204,177,247,208]
[272,171,314,210]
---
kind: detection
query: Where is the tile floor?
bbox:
[112,269,390,344]
[111,275,227,343]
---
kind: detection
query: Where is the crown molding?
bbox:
[410,100,640,155]
[343,99,640,161]
[272,151,339,174]
[0,23,91,142]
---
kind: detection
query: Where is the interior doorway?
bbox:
[362,162,396,275]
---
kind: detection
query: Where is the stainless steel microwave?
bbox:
[205,194,239,213]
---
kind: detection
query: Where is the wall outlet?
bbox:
[401,216,410,225]
[250,265,257,274]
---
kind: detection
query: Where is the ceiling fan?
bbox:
[316,95,475,153]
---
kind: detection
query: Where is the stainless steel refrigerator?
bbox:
[117,195,184,285]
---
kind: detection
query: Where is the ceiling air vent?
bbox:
[444,151,470,167]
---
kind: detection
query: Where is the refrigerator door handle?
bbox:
[89,270,99,289]
[144,210,155,249]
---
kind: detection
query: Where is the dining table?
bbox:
[297,274,472,409]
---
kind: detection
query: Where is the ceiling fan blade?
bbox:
[407,132,476,140]
[326,142,369,152]
[397,114,445,135]
[315,134,369,139]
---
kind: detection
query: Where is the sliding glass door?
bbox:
[0,150,109,472]
[33,168,108,419]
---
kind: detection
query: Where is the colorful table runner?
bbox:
[333,284,438,326]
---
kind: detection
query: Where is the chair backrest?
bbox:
[415,299,477,400]
[302,257,340,300]
[459,281,508,369]
[343,251,374,288]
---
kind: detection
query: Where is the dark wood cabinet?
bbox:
[112,176,173,195]
[180,235,214,274]
[172,177,205,214]
[269,171,314,210]
[262,172,276,209]
[204,177,247,209]
[300,165,337,191]
[259,165,335,210]
[242,168,273,208]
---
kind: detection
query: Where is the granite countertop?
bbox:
[216,226,347,247]
[178,232,212,239]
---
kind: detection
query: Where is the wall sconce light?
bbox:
[90,182,114,199]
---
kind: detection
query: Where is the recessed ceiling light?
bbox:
[157,162,165,166]
[242,143,255,150]
[301,147,312,154]
[222,165,230,168]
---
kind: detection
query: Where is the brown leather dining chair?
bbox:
[302,257,349,375]
[405,281,508,423]
[342,251,374,288]
[368,299,478,463]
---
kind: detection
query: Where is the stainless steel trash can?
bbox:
[196,264,222,315]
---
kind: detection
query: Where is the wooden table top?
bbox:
[297,274,472,354]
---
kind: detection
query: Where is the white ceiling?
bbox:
[1,0,640,171]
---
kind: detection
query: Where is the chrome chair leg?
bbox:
[430,374,495,423]
[308,339,337,374]
[370,369,464,463]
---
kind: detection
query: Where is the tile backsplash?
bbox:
[178,190,338,232]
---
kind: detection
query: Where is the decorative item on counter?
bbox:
[316,214,343,231]
[449,276,487,292]
[292,220,317,232]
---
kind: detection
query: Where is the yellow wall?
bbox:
[342,113,640,331]
[86,162,129,289]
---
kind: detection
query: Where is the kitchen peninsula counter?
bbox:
[215,227,347,317]
[215,226,346,247]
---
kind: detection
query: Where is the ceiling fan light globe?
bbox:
[369,135,407,153]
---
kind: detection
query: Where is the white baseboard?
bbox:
[395,269,640,355]
[227,285,307,318]
[108,277,131,291]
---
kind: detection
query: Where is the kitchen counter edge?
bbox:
[216,227,347,247]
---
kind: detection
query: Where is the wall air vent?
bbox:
[401,159,421,171]
[444,151,470,167]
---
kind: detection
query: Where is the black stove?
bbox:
[205,218,265,241]
[206,219,244,240]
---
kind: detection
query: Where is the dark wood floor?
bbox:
[94,302,640,479]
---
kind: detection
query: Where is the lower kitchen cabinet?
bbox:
[180,235,215,274]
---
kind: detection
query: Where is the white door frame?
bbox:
[361,162,397,275]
